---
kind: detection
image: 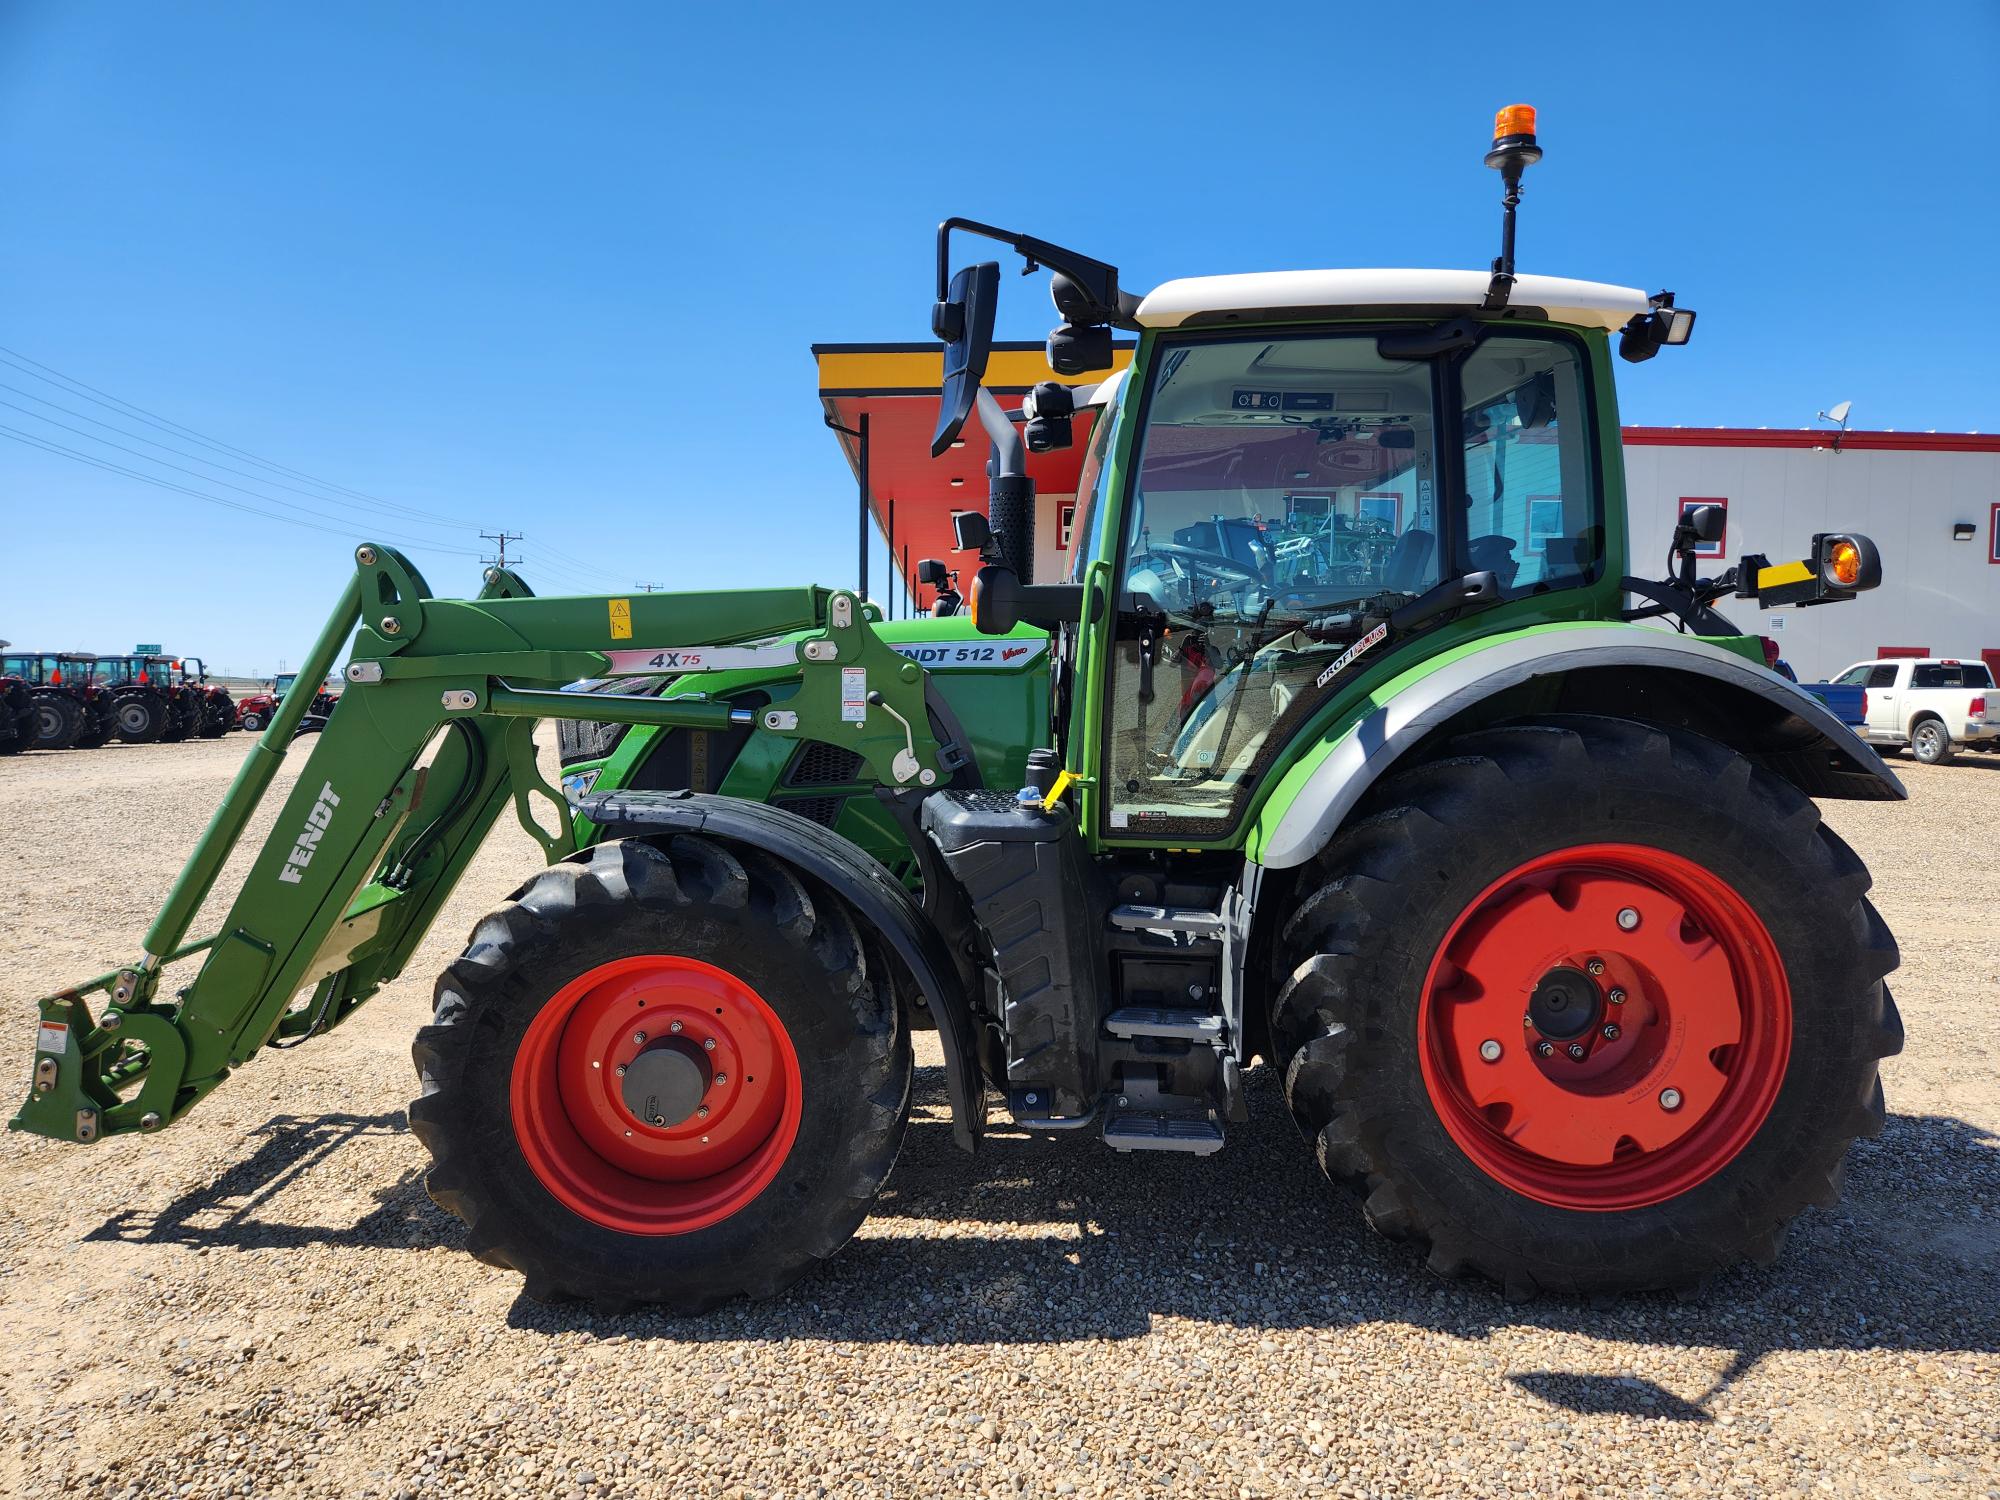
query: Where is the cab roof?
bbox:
[1133,269,1651,332]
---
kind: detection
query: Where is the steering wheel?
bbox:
[1142,541,1264,591]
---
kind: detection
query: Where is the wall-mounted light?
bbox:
[950,477,965,487]
[1953,522,1977,541]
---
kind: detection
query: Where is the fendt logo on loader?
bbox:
[277,781,342,885]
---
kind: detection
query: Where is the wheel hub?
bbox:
[1527,965,1600,1039]
[621,1041,710,1127]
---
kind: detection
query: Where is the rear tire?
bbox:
[112,692,166,744]
[1910,717,1953,765]
[1269,716,1901,1298]
[30,693,83,750]
[410,836,911,1310]
[240,710,266,732]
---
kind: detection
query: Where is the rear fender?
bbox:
[576,789,985,1150]
[1253,625,1905,870]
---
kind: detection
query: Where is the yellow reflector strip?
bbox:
[1757,560,1814,590]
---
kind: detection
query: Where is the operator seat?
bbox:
[1383,528,1435,594]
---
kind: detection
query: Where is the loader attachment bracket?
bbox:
[504,714,573,861]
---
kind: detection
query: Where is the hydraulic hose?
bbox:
[385,718,487,889]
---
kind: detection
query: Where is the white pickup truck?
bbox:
[1825,657,2000,764]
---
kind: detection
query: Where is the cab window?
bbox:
[1457,335,1599,592]
[1103,332,1442,833]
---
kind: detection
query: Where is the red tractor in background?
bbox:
[234,670,338,734]
[0,668,36,753]
[168,656,234,737]
[93,656,188,744]
[0,652,117,750]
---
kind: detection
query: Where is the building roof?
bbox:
[1133,269,1652,331]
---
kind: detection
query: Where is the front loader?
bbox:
[14,109,1905,1307]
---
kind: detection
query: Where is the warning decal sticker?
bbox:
[608,599,633,640]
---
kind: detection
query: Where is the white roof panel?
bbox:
[1133,269,1651,332]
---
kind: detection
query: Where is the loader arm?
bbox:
[12,545,943,1145]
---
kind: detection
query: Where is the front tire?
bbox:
[1270,716,1901,1298]
[411,836,911,1310]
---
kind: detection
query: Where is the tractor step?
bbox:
[1105,1006,1225,1043]
[1108,903,1228,938]
[1103,1106,1225,1155]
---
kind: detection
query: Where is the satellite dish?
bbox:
[1819,400,1852,426]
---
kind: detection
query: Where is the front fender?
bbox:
[1251,624,1904,870]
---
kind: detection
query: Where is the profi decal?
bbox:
[1315,623,1389,690]
[278,781,342,885]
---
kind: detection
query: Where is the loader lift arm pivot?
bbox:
[11,544,946,1145]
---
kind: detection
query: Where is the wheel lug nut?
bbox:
[1585,959,1605,976]
[1478,1039,1502,1063]
[651,1115,666,1126]
[1534,1041,1555,1059]
[703,1037,716,1051]
[696,1105,710,1119]
[1659,1087,1683,1111]
[1601,1023,1621,1040]
[669,1020,684,1034]
[1565,1042,1588,1061]
[631,1031,647,1045]
[1617,907,1641,931]
[615,1064,627,1077]
[714,1073,728,1085]
[1607,987,1627,1005]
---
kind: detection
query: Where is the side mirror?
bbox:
[916,557,949,587]
[931,261,1000,457]
[952,510,993,554]
[969,563,1085,636]
[1683,504,1725,544]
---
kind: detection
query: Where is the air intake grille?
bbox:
[786,740,867,786]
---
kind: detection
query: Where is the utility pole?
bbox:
[480,530,524,570]
[633,581,664,593]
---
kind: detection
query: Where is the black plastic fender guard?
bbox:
[576,788,985,1150]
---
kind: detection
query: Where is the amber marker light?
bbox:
[1827,538,1863,587]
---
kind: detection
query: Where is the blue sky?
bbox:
[2,1,1995,673]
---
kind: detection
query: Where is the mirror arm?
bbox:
[974,387,1025,478]
[936,217,1131,325]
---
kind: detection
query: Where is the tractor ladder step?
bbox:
[1103,1106,1226,1156]
[1108,903,1228,938]
[1105,1007,1225,1043]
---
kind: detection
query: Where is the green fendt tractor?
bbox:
[14,111,1903,1307]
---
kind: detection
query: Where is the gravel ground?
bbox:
[1,735,1995,1499]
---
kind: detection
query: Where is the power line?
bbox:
[0,380,474,532]
[0,344,484,528]
[480,530,524,570]
[0,396,480,550]
[633,581,664,592]
[0,424,484,556]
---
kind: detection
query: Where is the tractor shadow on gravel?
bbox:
[88,1068,1999,1425]
[86,1109,444,1253]
[513,1065,2000,1418]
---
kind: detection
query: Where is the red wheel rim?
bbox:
[510,955,803,1234]
[1418,843,1791,1211]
